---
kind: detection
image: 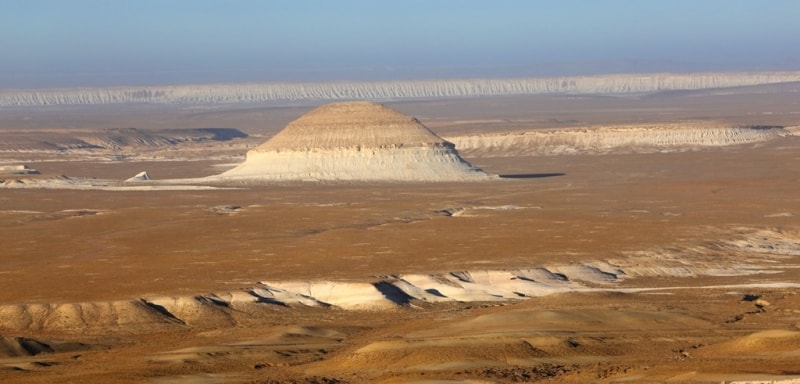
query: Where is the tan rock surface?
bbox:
[253,102,444,151]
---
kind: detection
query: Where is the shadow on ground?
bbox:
[198,128,249,141]
[499,173,565,179]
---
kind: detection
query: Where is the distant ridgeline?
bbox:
[2,72,800,107]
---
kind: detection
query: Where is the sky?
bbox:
[2,0,799,88]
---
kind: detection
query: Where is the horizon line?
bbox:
[4,69,800,92]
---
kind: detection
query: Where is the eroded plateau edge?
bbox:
[1,228,798,333]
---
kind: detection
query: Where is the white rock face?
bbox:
[125,171,151,182]
[3,72,800,107]
[449,124,788,157]
[214,102,491,182]
[221,146,487,182]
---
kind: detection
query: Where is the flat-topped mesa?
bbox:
[219,102,492,182]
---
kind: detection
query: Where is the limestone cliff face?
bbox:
[217,102,491,182]
[448,124,789,157]
[3,72,800,106]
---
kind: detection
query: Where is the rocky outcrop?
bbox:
[215,102,491,182]
[3,72,800,107]
[448,124,789,157]
[125,171,151,182]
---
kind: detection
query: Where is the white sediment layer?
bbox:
[258,281,396,310]
[3,71,800,107]
[449,125,789,157]
[215,145,490,182]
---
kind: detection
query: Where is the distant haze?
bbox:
[2,0,799,89]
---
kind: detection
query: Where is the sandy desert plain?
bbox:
[1,79,800,383]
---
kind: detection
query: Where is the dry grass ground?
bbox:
[1,85,800,383]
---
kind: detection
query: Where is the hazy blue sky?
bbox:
[2,0,799,88]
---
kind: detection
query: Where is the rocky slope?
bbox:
[0,128,247,154]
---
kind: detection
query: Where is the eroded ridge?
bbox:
[449,124,795,157]
[1,229,797,332]
[3,72,800,106]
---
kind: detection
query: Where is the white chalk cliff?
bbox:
[3,72,800,107]
[214,102,491,182]
[449,124,791,157]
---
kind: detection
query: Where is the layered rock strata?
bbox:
[216,102,491,182]
[3,72,800,107]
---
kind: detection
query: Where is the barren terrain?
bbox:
[1,81,800,383]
